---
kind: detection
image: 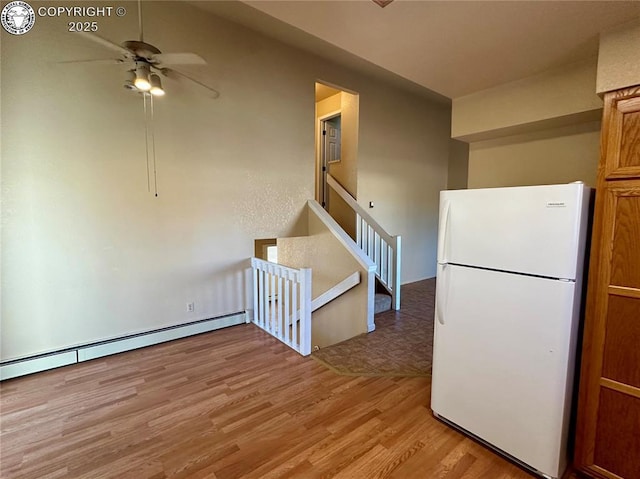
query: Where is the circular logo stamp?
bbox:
[1,1,36,35]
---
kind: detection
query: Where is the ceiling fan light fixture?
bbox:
[149,73,165,96]
[134,62,151,91]
[124,70,137,90]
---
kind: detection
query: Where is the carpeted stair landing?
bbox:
[374,293,392,314]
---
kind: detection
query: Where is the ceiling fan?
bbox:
[71,32,220,99]
[63,1,219,197]
[66,0,219,99]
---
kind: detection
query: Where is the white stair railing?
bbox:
[250,257,312,356]
[326,174,402,310]
[311,271,360,312]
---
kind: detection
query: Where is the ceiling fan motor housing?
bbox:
[123,40,161,62]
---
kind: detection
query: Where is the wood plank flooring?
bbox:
[1,322,578,478]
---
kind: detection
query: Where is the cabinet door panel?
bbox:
[604,87,640,179]
[619,108,640,169]
[601,295,640,388]
[610,195,640,288]
[593,388,640,479]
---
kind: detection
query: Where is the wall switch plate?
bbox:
[187,302,195,312]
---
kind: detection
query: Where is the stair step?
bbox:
[374,293,392,314]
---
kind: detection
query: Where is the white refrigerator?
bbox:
[431,183,591,479]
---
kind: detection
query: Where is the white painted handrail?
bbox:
[307,199,376,331]
[250,257,311,356]
[307,200,376,273]
[311,271,360,312]
[326,174,402,310]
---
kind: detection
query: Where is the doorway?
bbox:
[314,82,359,217]
[320,113,342,208]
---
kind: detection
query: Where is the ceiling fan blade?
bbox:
[56,58,125,65]
[77,31,131,58]
[152,53,207,66]
[159,68,220,99]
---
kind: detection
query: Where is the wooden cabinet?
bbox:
[574,86,640,479]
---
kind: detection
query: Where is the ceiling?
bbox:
[315,83,341,102]
[194,0,640,101]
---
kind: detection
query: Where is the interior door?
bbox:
[320,114,341,208]
[324,116,341,163]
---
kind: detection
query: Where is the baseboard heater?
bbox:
[0,311,247,381]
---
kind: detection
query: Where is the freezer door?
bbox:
[431,265,579,478]
[438,184,590,280]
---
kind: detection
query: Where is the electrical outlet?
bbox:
[187,302,195,312]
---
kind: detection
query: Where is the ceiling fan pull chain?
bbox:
[143,93,151,193]
[137,0,144,42]
[150,93,158,197]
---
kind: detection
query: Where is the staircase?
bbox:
[326,174,401,311]
[247,176,401,355]
[375,293,392,314]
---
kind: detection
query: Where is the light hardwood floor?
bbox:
[1,322,582,479]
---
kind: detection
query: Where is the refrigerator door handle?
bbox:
[436,263,450,325]
[437,199,451,265]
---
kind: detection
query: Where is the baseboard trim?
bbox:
[0,312,247,381]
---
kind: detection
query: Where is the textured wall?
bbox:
[1,1,450,360]
[597,20,640,93]
[1,1,314,359]
[357,92,451,283]
[448,139,469,190]
[452,58,603,193]
[468,122,601,189]
[452,59,603,142]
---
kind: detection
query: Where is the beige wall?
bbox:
[1,1,449,360]
[468,122,601,189]
[597,20,640,93]
[357,94,451,283]
[328,91,359,197]
[316,93,341,118]
[451,22,640,193]
[315,91,358,239]
[328,192,357,240]
[315,92,341,202]
[336,90,361,240]
[452,57,603,192]
[448,139,469,190]
[315,90,359,199]
[452,58,602,142]
[327,91,359,239]
[276,204,370,348]
[1,1,314,360]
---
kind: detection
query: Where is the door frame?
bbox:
[317,110,341,209]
